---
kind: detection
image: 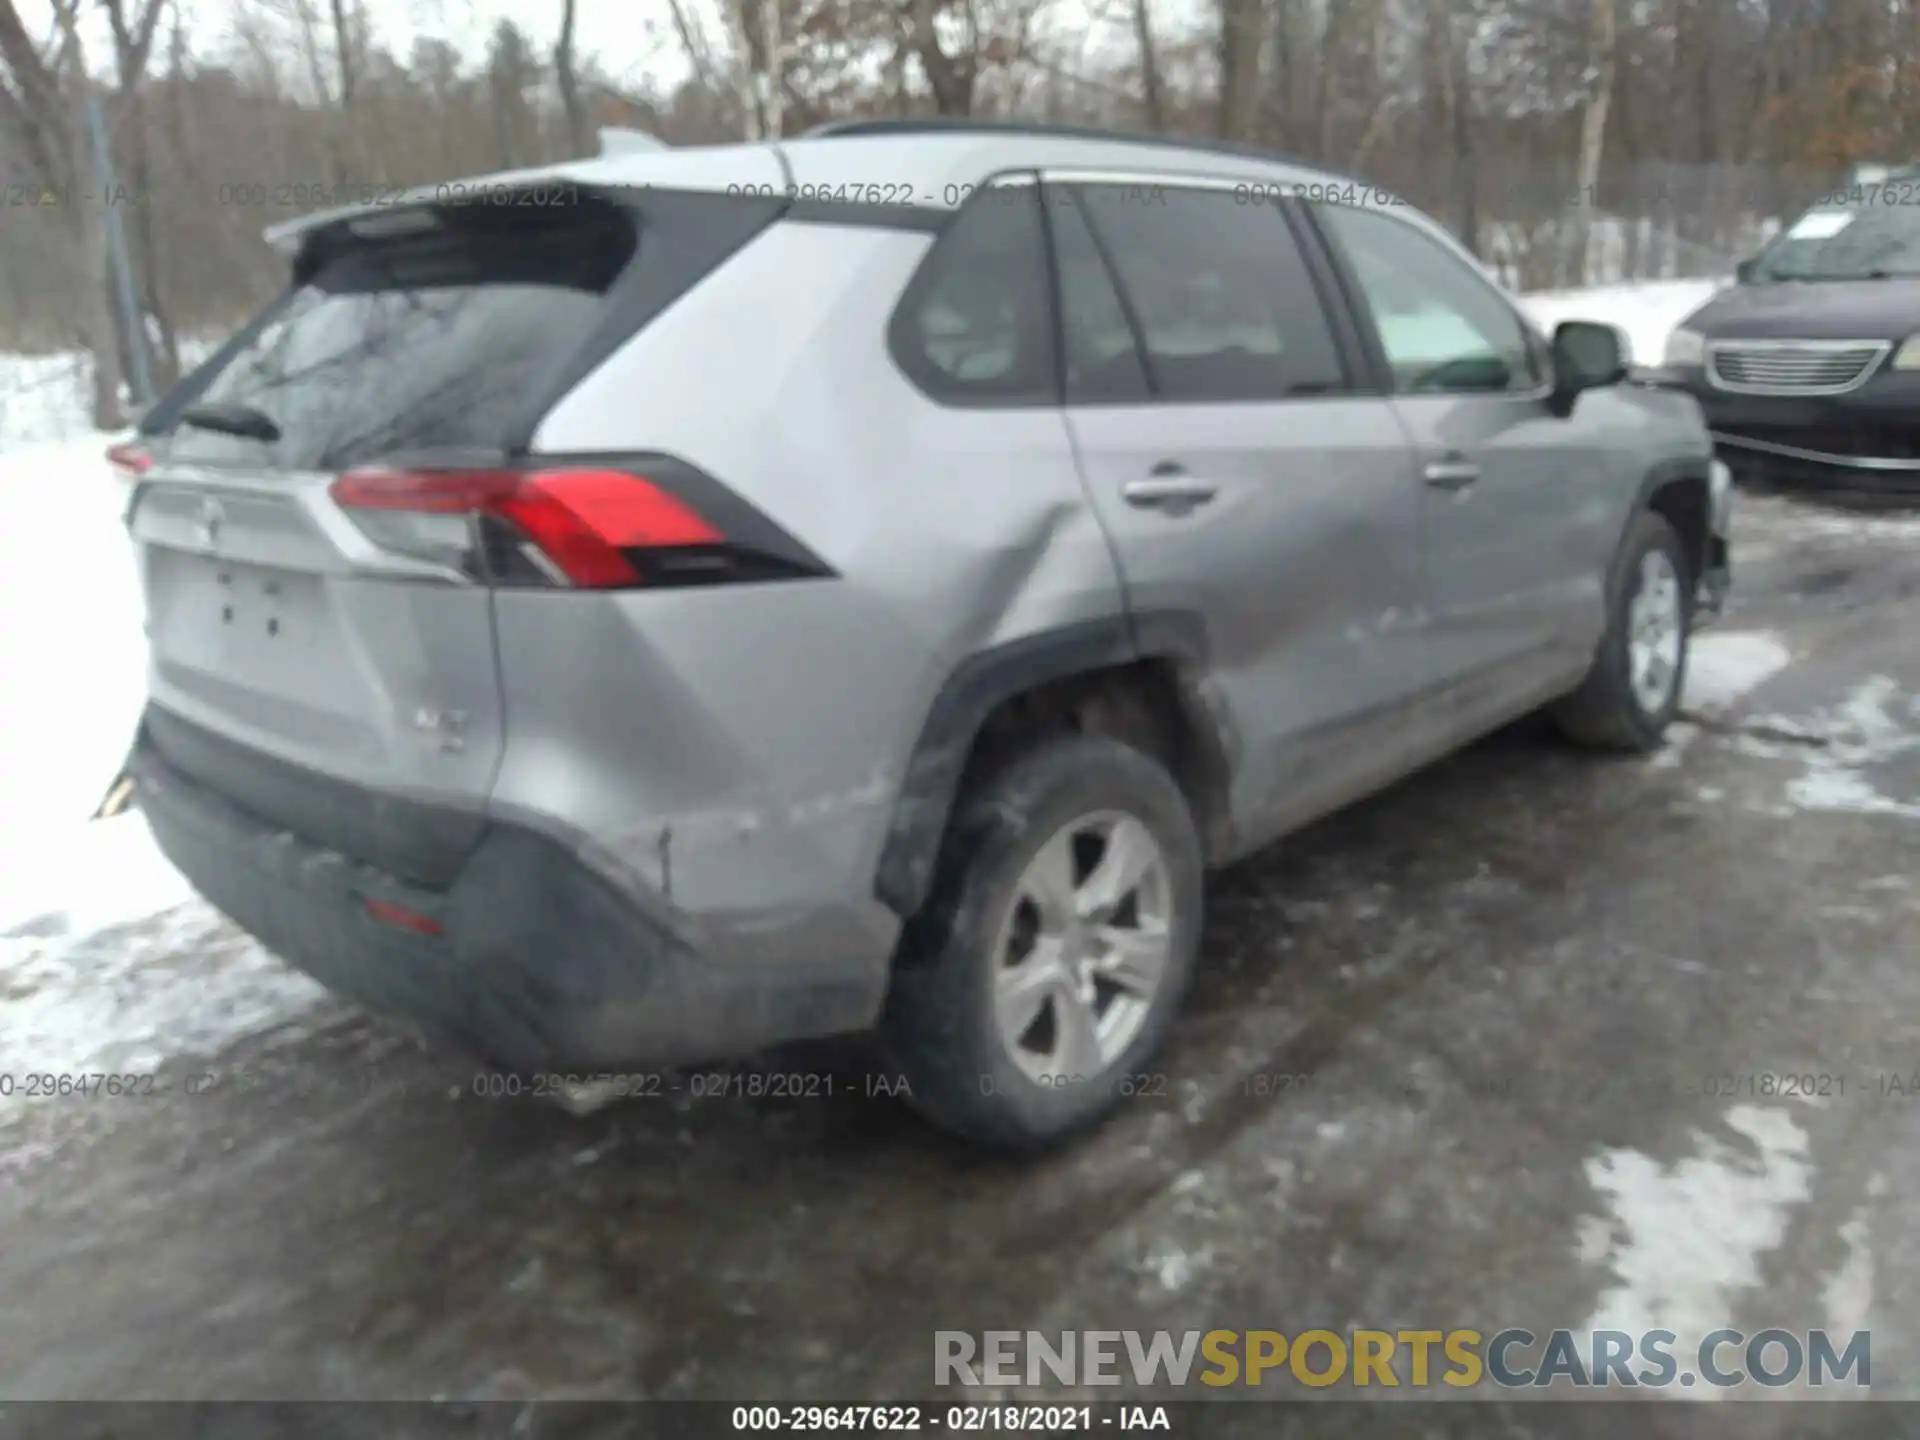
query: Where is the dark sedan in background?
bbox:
[1660,176,1920,495]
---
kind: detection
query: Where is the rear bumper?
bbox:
[133,712,881,1071]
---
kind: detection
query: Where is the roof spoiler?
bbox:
[599,127,669,155]
[262,187,441,257]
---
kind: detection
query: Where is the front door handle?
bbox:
[1123,464,1219,512]
[1422,456,1481,492]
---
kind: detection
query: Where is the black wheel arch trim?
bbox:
[1635,454,1716,582]
[874,610,1216,920]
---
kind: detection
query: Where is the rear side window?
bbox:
[164,198,638,471]
[1074,184,1348,402]
[1049,190,1150,403]
[889,184,1057,406]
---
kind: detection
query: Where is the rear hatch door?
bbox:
[130,194,644,884]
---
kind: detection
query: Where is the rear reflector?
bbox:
[363,896,444,936]
[107,442,153,480]
[330,467,722,588]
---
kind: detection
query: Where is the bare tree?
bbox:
[1215,0,1262,139]
[0,0,131,423]
[720,0,762,137]
[1566,0,1618,285]
[9,0,1920,364]
[1133,0,1163,129]
[904,0,977,115]
[555,0,586,155]
[763,0,783,137]
[57,1,128,425]
[103,0,176,386]
[486,19,542,167]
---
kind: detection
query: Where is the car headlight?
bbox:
[1663,328,1706,368]
[1892,336,1920,370]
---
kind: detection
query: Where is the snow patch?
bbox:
[0,352,97,450]
[1579,1104,1814,1395]
[1683,631,1793,719]
[1147,1247,1212,1293]
[0,903,324,1113]
[1748,677,1920,822]
[1649,720,1700,769]
[0,417,324,1099]
[1821,1205,1875,1336]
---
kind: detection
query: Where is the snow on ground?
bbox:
[0,420,323,1104]
[1683,631,1794,719]
[0,353,97,449]
[1578,1103,1817,1402]
[1738,676,1920,823]
[1519,279,1722,370]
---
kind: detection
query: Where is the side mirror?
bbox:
[1550,320,1629,416]
[1734,256,1759,284]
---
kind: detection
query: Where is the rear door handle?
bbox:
[1422,456,1481,492]
[1123,465,1219,512]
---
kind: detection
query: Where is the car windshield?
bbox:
[1755,198,1920,280]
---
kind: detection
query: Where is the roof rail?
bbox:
[800,116,1337,178]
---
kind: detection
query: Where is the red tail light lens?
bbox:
[107,441,153,480]
[330,467,723,588]
[363,896,444,936]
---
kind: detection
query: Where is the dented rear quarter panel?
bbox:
[511,219,1127,1002]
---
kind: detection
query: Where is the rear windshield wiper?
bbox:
[177,401,282,443]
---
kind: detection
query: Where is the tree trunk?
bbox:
[763,0,783,138]
[1134,0,1163,131]
[555,0,586,156]
[908,0,975,116]
[123,90,179,389]
[1314,5,1343,160]
[664,0,725,108]
[1567,0,1617,287]
[1446,17,1479,257]
[725,0,762,139]
[53,3,126,429]
[1265,0,1296,147]
[1215,0,1264,141]
[328,0,356,185]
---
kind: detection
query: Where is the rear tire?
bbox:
[880,733,1204,1153]
[1552,510,1692,753]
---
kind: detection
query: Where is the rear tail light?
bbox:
[107,441,153,480]
[331,467,719,588]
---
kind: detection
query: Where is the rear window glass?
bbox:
[165,200,637,471]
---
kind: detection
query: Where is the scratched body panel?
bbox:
[513,221,1122,1002]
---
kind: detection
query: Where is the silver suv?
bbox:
[123,120,1732,1150]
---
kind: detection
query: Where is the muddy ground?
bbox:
[1,493,1917,1433]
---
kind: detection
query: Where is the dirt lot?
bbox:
[1,493,1917,1428]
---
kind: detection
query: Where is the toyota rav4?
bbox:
[119,119,1732,1150]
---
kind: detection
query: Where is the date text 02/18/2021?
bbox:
[730,1406,1169,1433]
